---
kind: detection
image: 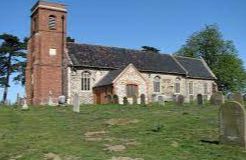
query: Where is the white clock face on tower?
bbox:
[49,48,57,56]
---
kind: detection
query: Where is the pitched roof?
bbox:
[94,68,124,87]
[67,43,216,80]
[67,43,187,75]
[174,56,216,80]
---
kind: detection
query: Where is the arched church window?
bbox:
[48,15,56,30]
[81,71,91,91]
[174,77,181,94]
[153,76,161,93]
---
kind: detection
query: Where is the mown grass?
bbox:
[0,103,246,160]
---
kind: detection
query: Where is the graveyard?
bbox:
[1,102,246,160]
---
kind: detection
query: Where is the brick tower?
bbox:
[26,1,67,105]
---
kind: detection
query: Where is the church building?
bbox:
[25,1,217,105]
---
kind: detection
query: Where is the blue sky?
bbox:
[0,0,245,102]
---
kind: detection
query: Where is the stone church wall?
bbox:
[68,67,215,104]
[68,68,109,104]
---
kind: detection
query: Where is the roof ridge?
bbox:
[174,55,202,61]
[68,42,172,56]
[171,56,189,75]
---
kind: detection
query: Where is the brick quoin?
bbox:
[25,1,67,105]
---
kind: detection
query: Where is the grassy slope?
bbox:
[0,103,246,160]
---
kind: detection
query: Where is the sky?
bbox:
[0,0,246,103]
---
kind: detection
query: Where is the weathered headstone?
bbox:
[106,95,112,104]
[157,95,165,106]
[232,92,244,105]
[227,93,233,101]
[210,91,224,106]
[219,101,246,148]
[16,93,20,105]
[152,94,157,102]
[140,94,146,105]
[197,94,203,105]
[132,95,138,104]
[189,95,194,103]
[113,95,119,104]
[73,93,80,113]
[123,97,128,105]
[176,95,184,106]
[21,98,29,110]
[58,95,66,105]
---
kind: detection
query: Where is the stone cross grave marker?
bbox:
[210,91,224,106]
[21,98,29,110]
[232,92,244,105]
[73,93,80,113]
[219,101,246,148]
[197,94,203,106]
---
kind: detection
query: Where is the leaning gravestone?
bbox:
[176,95,184,106]
[21,98,29,110]
[210,92,224,106]
[197,94,203,106]
[219,101,246,148]
[73,93,80,113]
[232,92,244,105]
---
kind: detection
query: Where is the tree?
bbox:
[0,34,27,103]
[141,46,160,53]
[67,36,75,43]
[176,25,246,92]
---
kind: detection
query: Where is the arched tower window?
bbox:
[174,77,181,94]
[48,15,56,30]
[81,71,91,91]
[153,76,161,93]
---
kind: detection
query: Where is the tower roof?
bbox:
[31,0,67,15]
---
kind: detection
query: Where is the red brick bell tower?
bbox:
[25,1,67,105]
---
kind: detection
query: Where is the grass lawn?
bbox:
[0,103,246,160]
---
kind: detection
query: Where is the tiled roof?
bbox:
[94,68,124,87]
[174,56,216,80]
[67,43,216,82]
[67,43,187,75]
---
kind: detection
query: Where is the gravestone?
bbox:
[58,95,66,105]
[157,95,165,106]
[210,92,224,105]
[232,92,244,105]
[73,93,80,113]
[123,97,128,105]
[113,95,119,104]
[152,94,157,102]
[140,94,146,105]
[176,95,184,106]
[21,98,29,110]
[219,101,246,148]
[243,94,246,102]
[227,93,233,101]
[132,95,138,104]
[197,94,203,105]
[106,95,112,104]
